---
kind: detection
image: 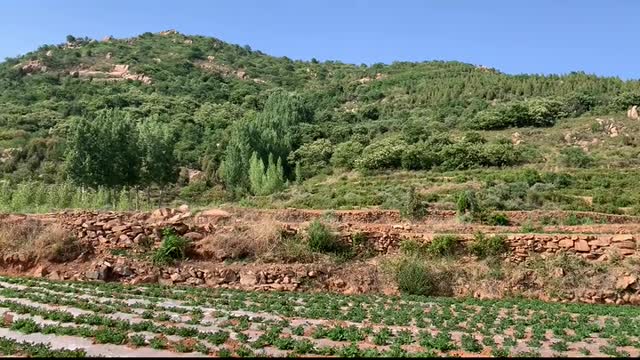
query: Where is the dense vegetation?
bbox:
[1,30,640,213]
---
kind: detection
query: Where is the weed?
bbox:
[152,228,189,265]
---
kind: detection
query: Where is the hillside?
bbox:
[1,30,640,215]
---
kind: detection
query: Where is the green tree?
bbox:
[138,120,179,194]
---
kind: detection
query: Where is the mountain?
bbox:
[1,30,640,214]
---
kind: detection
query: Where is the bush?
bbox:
[331,141,365,169]
[400,186,427,220]
[468,233,509,258]
[485,212,510,226]
[153,228,189,265]
[559,147,593,168]
[395,258,435,296]
[355,137,407,170]
[427,235,460,257]
[456,190,483,221]
[307,220,340,253]
[399,239,427,256]
[198,221,283,261]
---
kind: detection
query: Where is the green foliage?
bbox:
[456,190,483,220]
[65,110,141,189]
[559,147,593,168]
[152,228,189,265]
[400,186,428,220]
[395,258,435,296]
[331,141,364,169]
[249,152,285,195]
[471,98,567,130]
[307,220,340,253]
[485,212,510,226]
[468,233,509,258]
[288,139,333,180]
[427,235,460,257]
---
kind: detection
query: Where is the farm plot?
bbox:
[0,276,638,357]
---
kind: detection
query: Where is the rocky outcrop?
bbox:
[627,105,639,120]
[71,64,152,84]
[15,60,47,74]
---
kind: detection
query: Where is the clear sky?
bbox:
[1,0,638,79]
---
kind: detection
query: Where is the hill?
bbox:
[1,30,640,215]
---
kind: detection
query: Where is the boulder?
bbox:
[574,240,590,252]
[612,234,634,242]
[627,105,639,120]
[616,275,637,290]
[240,271,258,286]
[134,274,158,284]
[558,239,574,248]
[32,265,48,278]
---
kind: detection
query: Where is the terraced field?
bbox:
[0,276,638,357]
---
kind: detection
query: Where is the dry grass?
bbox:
[0,221,83,263]
[200,220,284,260]
[196,220,316,263]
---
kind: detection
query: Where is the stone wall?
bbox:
[1,209,638,264]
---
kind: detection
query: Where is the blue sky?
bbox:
[1,0,638,79]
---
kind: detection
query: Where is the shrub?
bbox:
[468,233,509,258]
[152,228,189,265]
[331,141,365,169]
[559,147,593,168]
[355,137,407,170]
[395,258,435,296]
[456,190,484,221]
[427,235,460,257]
[400,186,428,220]
[307,220,341,253]
[485,212,510,226]
[399,239,427,256]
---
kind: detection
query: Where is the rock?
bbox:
[612,234,634,242]
[574,240,590,252]
[178,204,190,213]
[588,237,611,247]
[151,208,173,219]
[170,273,185,283]
[112,225,130,233]
[32,265,48,278]
[85,270,100,280]
[627,105,639,120]
[196,209,231,223]
[105,52,112,59]
[219,270,237,284]
[558,239,574,248]
[552,268,564,278]
[131,274,158,285]
[614,241,636,250]
[115,266,133,277]
[133,233,147,244]
[616,275,638,290]
[183,232,204,241]
[240,271,258,286]
[47,271,61,281]
[119,234,131,243]
[186,277,204,285]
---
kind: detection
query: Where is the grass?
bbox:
[152,228,189,265]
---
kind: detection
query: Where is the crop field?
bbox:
[0,276,636,357]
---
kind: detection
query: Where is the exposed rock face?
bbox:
[16,60,47,74]
[628,105,639,120]
[72,64,152,85]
